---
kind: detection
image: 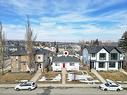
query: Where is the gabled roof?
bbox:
[86,46,123,54]
[52,56,80,63]
[36,48,51,54]
[10,48,27,56]
[86,46,102,53]
[10,47,37,56]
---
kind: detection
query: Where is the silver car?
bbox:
[15,81,37,91]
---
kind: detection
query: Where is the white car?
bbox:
[99,82,123,91]
[15,81,37,91]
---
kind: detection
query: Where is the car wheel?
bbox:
[117,89,120,91]
[104,88,107,91]
[16,88,20,91]
[28,88,32,91]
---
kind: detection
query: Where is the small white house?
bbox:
[83,46,124,71]
[52,55,80,71]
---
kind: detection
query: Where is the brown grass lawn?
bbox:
[99,71,127,81]
[0,72,34,83]
[41,71,60,79]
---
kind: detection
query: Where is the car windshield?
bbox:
[105,83,110,87]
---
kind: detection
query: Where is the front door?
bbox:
[90,61,94,69]
[118,62,121,69]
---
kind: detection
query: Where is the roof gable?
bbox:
[11,49,27,56]
[85,46,123,54]
[36,48,51,54]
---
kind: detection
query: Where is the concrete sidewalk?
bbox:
[30,69,42,82]
[1,83,127,88]
[120,69,127,76]
[91,69,106,83]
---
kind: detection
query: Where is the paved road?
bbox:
[0,87,127,95]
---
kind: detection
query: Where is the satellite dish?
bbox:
[63,51,69,56]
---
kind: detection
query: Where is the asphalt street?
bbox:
[0,87,127,95]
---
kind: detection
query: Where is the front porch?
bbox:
[90,61,123,71]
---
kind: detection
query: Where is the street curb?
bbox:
[0,83,127,88]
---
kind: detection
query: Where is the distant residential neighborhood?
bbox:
[1,0,127,94]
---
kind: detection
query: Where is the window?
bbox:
[38,56,41,59]
[109,62,116,68]
[99,62,105,68]
[109,85,118,87]
[99,53,106,60]
[105,83,109,87]
[91,53,95,57]
[70,63,75,66]
[111,53,118,60]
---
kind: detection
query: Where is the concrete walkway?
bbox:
[119,69,127,75]
[30,69,42,82]
[91,69,106,83]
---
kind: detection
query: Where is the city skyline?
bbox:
[0,0,127,42]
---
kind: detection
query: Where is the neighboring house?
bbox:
[52,55,80,71]
[35,48,52,71]
[10,48,29,72]
[83,46,124,71]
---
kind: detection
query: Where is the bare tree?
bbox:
[118,31,127,70]
[25,17,36,72]
[0,22,6,75]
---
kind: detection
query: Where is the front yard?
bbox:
[99,71,127,82]
[0,72,34,84]
[38,71,100,84]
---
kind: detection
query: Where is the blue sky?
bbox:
[0,0,127,42]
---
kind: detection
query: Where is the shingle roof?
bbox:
[86,46,123,54]
[52,56,80,63]
[36,48,51,54]
[11,49,27,56]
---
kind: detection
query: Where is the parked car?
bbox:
[99,82,123,91]
[15,81,37,91]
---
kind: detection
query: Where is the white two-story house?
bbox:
[83,46,124,71]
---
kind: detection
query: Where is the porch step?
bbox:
[91,69,106,83]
